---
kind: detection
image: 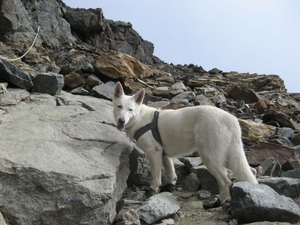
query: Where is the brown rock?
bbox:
[64,72,85,88]
[245,142,300,167]
[228,86,259,103]
[93,50,153,79]
[239,119,276,143]
[86,75,102,87]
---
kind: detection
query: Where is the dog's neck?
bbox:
[125,104,156,141]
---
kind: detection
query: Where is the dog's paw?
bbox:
[145,188,156,198]
[203,196,221,210]
[160,183,176,193]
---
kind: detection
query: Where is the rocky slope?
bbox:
[0,0,300,224]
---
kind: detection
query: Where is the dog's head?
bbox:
[113,82,145,130]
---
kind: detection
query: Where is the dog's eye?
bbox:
[129,108,133,112]
[118,105,122,109]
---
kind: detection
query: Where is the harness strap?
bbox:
[134,111,163,147]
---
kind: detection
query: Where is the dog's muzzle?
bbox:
[117,118,125,130]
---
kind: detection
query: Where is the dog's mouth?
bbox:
[117,124,125,130]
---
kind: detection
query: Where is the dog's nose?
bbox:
[118,118,125,124]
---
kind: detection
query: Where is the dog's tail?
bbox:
[227,136,258,184]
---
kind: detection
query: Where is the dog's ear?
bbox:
[114,82,124,99]
[134,88,145,105]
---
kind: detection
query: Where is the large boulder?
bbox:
[93,50,153,79]
[230,182,300,223]
[0,91,132,225]
[0,59,33,90]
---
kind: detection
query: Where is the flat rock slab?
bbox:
[0,91,132,225]
[137,192,180,224]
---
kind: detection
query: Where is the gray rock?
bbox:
[0,91,132,225]
[0,59,33,90]
[180,157,203,169]
[33,72,64,95]
[152,87,170,98]
[190,165,219,194]
[136,192,180,224]
[259,157,281,177]
[171,81,187,91]
[181,173,200,192]
[230,182,300,223]
[0,212,7,225]
[259,176,300,198]
[93,81,116,100]
[281,168,300,179]
[197,190,212,199]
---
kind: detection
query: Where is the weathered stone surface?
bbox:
[228,86,260,103]
[258,177,300,198]
[86,74,102,87]
[136,192,180,224]
[93,51,153,79]
[258,157,282,177]
[238,119,276,143]
[230,182,300,223]
[190,165,219,194]
[64,7,104,33]
[0,59,33,90]
[245,142,299,166]
[33,72,64,96]
[64,72,85,88]
[281,168,300,179]
[93,81,116,100]
[0,91,132,225]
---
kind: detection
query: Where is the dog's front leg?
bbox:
[145,148,163,194]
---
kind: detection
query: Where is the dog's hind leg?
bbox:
[160,155,177,193]
[197,146,231,204]
[162,155,177,185]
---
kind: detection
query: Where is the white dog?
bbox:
[113,82,257,205]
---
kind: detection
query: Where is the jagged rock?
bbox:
[171,91,195,105]
[245,142,300,167]
[0,93,17,106]
[0,59,33,90]
[281,168,300,179]
[263,112,295,129]
[238,119,276,143]
[258,177,300,198]
[0,91,132,224]
[258,157,282,177]
[291,133,300,146]
[93,50,153,79]
[181,173,200,192]
[190,165,219,194]
[86,74,102,87]
[0,212,7,225]
[115,209,141,225]
[228,86,260,103]
[127,148,151,188]
[64,7,104,34]
[33,72,64,96]
[152,87,170,98]
[171,81,187,91]
[180,157,202,169]
[197,190,212,199]
[93,81,116,100]
[70,87,90,95]
[136,192,180,224]
[64,72,85,88]
[230,182,300,223]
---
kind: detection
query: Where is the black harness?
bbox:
[133,111,163,147]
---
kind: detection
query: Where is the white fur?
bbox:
[113,82,257,203]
